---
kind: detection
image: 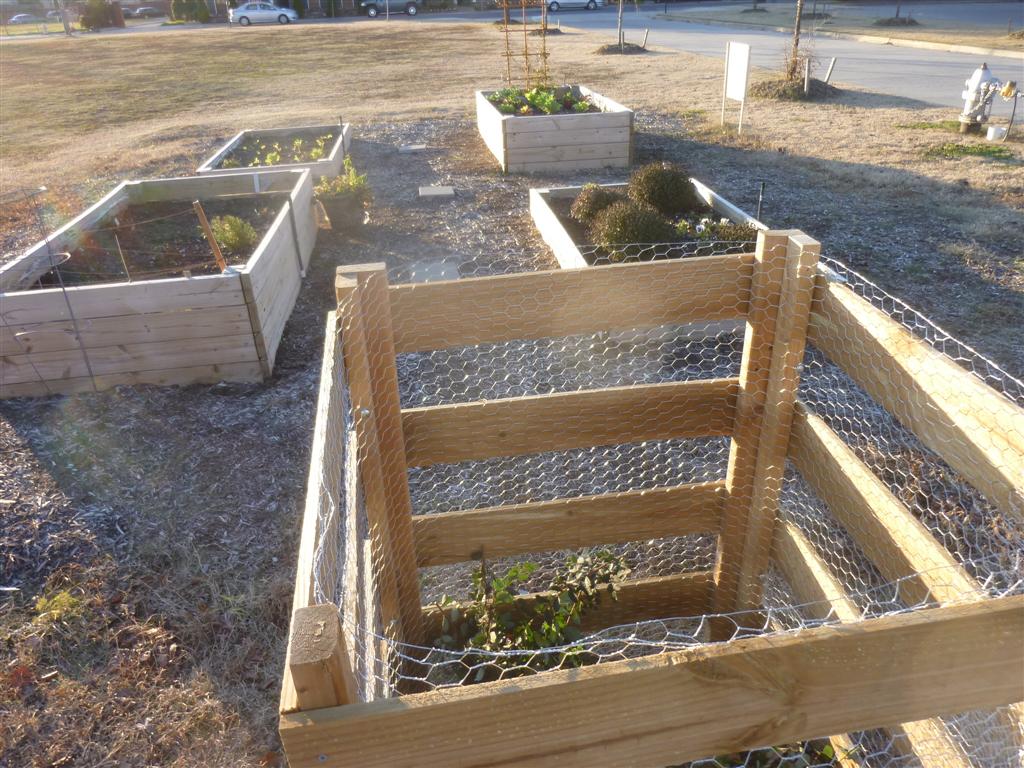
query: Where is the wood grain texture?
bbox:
[279,596,1024,768]
[401,378,738,468]
[286,605,357,711]
[412,481,725,567]
[808,277,1024,522]
[388,253,753,353]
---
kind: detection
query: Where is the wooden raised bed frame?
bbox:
[0,170,318,398]
[279,234,1024,767]
[196,122,353,178]
[476,87,633,173]
[530,179,766,269]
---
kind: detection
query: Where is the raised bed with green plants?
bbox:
[197,122,353,179]
[476,85,633,173]
[529,162,765,268]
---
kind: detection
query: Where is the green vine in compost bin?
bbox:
[432,550,630,681]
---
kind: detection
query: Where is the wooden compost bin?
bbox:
[530,178,765,268]
[0,170,318,398]
[279,239,1024,767]
[196,123,353,178]
[476,87,633,173]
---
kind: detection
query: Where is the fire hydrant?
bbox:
[959,63,1019,135]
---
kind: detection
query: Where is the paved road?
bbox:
[430,6,1022,109]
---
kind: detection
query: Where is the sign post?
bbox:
[721,41,751,135]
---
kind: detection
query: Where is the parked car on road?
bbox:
[8,13,44,23]
[359,0,419,18]
[547,0,602,10]
[132,6,166,17]
[229,2,299,24]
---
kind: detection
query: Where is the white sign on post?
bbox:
[721,41,751,134]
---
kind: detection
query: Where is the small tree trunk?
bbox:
[787,0,805,80]
[617,0,624,52]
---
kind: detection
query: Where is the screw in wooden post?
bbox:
[193,200,227,273]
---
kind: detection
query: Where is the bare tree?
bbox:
[786,0,805,80]
[617,0,625,52]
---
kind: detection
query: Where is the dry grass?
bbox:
[1,20,1023,766]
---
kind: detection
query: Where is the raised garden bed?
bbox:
[197,122,353,178]
[529,178,765,268]
[475,86,633,173]
[0,170,318,398]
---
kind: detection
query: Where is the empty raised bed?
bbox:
[278,240,1024,767]
[476,86,633,173]
[197,122,353,178]
[0,170,318,398]
[530,178,765,268]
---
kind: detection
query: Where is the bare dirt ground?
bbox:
[1,21,1022,767]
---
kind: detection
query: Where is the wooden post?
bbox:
[824,56,837,84]
[339,264,424,645]
[803,57,811,96]
[287,604,357,711]
[712,231,820,624]
[192,200,227,272]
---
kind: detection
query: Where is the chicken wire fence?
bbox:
[308,243,1023,767]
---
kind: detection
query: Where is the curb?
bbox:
[656,14,1024,61]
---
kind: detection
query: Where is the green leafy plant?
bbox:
[589,199,677,256]
[315,157,372,205]
[488,86,595,116]
[569,183,625,225]
[208,215,258,256]
[433,551,631,680]
[524,87,561,115]
[627,162,702,218]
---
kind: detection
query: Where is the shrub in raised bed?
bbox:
[315,157,372,229]
[589,200,677,252]
[627,162,703,218]
[210,215,259,257]
[569,183,625,225]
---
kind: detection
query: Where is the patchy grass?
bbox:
[924,142,1016,161]
[897,119,962,132]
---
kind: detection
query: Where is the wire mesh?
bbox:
[308,241,1023,766]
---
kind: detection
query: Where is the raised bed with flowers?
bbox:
[197,122,353,179]
[530,163,766,269]
[0,169,317,398]
[476,86,633,173]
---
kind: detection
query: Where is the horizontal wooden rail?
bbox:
[773,521,973,768]
[412,482,725,567]
[788,402,980,607]
[808,277,1024,522]
[388,253,754,353]
[279,596,1024,768]
[402,378,738,467]
[421,571,714,641]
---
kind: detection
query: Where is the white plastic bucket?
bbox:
[986,125,1007,141]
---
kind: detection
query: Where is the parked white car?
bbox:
[229,2,298,25]
[547,0,603,10]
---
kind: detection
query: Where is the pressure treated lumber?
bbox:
[718,231,820,613]
[788,402,982,606]
[287,604,357,711]
[412,481,725,567]
[773,520,974,768]
[279,596,1024,768]
[339,265,423,644]
[401,378,738,467]
[387,253,753,353]
[421,571,714,639]
[808,277,1024,521]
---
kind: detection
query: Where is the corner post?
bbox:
[287,604,357,711]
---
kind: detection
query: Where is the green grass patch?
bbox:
[898,119,961,132]
[924,142,1015,161]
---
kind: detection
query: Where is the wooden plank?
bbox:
[712,231,790,621]
[506,126,631,150]
[421,571,714,640]
[388,253,753,353]
[788,402,982,607]
[412,481,725,567]
[0,305,254,354]
[507,141,631,165]
[772,520,974,768]
[725,232,821,611]
[507,157,632,174]
[341,265,424,645]
[1,333,259,385]
[287,604,357,711]
[808,277,1024,522]
[0,273,246,325]
[503,110,632,134]
[401,378,738,468]
[279,596,1024,768]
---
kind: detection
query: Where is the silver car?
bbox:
[548,0,603,10]
[229,2,299,25]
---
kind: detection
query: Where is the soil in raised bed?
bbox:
[217,127,340,170]
[33,194,287,288]
[548,193,757,265]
